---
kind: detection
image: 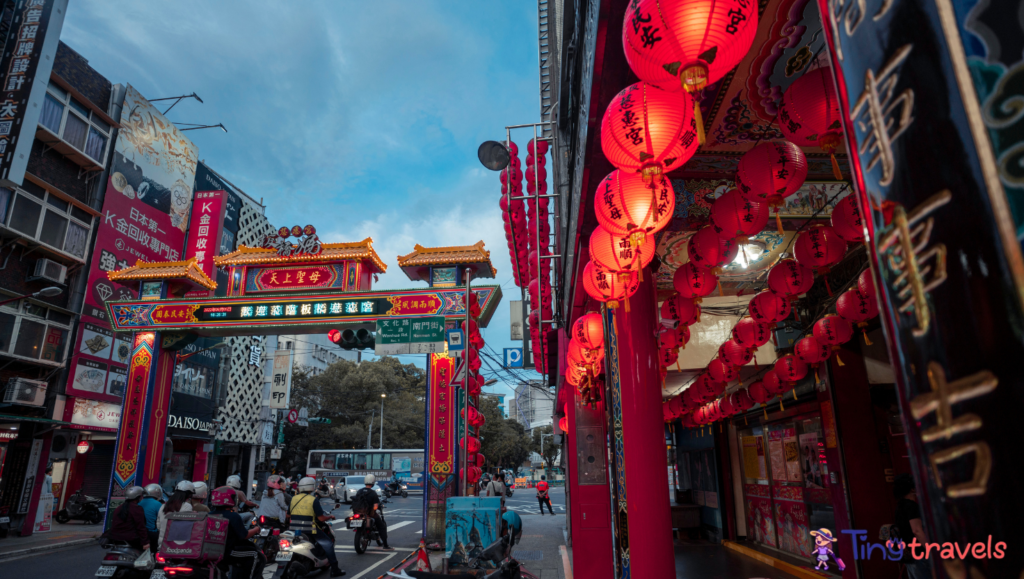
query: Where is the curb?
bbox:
[0,537,96,561]
[723,540,832,579]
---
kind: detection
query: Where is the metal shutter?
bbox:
[80,442,115,499]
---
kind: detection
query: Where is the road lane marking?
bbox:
[348,552,399,579]
[386,520,415,532]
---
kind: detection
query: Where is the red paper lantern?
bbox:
[774,354,808,385]
[749,291,792,324]
[733,388,755,411]
[460,436,481,453]
[659,330,680,350]
[747,380,769,404]
[660,293,699,326]
[794,225,847,271]
[595,171,675,248]
[669,395,686,418]
[590,225,639,275]
[779,66,845,180]
[736,141,809,208]
[696,373,725,401]
[762,370,785,396]
[767,259,814,297]
[582,261,640,310]
[733,316,772,349]
[831,195,866,243]
[568,340,604,369]
[813,314,854,364]
[836,288,879,344]
[718,395,735,417]
[688,226,739,273]
[559,416,569,431]
[857,269,877,303]
[673,261,718,299]
[710,189,769,243]
[476,453,486,468]
[708,358,738,384]
[601,82,699,180]
[664,404,676,423]
[635,235,657,269]
[661,347,679,368]
[572,313,605,350]
[684,384,702,407]
[719,339,753,367]
[795,335,829,367]
[677,324,691,349]
[622,0,759,143]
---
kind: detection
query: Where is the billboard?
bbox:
[66,85,198,402]
[0,0,67,186]
[183,190,227,289]
[193,161,242,296]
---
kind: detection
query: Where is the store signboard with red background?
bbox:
[65,84,198,403]
[183,190,227,297]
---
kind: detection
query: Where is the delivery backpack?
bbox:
[160,511,229,561]
[351,487,377,516]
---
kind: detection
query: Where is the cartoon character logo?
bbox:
[809,528,846,571]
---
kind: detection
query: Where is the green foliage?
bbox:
[477,396,532,471]
[277,357,426,475]
[531,425,558,470]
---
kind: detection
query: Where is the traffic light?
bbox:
[307,417,332,424]
[328,328,374,350]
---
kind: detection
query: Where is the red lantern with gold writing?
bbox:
[595,171,675,249]
[673,261,718,300]
[733,316,771,350]
[622,0,759,144]
[767,259,814,297]
[601,82,699,180]
[831,195,866,243]
[779,66,845,180]
[688,226,739,273]
[749,291,792,324]
[572,312,605,350]
[710,189,769,244]
[582,260,640,310]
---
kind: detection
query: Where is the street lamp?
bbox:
[379,394,385,450]
[0,286,62,308]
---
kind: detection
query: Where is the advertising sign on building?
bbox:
[17,439,43,514]
[0,0,68,187]
[269,349,292,409]
[183,190,227,293]
[67,85,198,403]
[67,397,122,431]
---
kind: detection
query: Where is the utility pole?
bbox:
[367,410,374,450]
[380,394,385,449]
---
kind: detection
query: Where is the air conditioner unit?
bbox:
[3,377,48,407]
[33,258,67,285]
[50,432,78,460]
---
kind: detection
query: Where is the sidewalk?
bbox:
[515,513,569,579]
[0,523,101,560]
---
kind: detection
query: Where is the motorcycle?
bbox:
[384,480,408,499]
[272,525,337,579]
[346,506,386,555]
[94,539,153,579]
[466,534,540,579]
[58,490,106,525]
[254,515,287,563]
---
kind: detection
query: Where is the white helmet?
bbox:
[144,483,163,500]
[298,477,316,492]
[192,481,208,499]
[226,475,242,489]
[175,480,195,493]
[364,474,376,485]
[125,486,144,501]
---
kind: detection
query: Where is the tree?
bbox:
[277,357,426,475]
[531,425,558,470]
[477,396,532,473]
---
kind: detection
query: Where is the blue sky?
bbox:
[62,1,544,403]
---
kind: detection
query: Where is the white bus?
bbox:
[305,448,425,496]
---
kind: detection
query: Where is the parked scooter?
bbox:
[94,539,154,579]
[58,489,106,525]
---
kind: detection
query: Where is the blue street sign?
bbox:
[504,347,523,368]
[446,329,465,351]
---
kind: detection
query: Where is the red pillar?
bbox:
[610,276,675,577]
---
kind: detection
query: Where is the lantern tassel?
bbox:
[762,403,767,420]
[625,294,631,313]
[744,414,748,425]
[836,352,845,366]
[815,369,820,384]
[694,101,705,145]
[639,265,644,282]
[863,328,873,346]
[776,208,784,236]
[718,279,724,297]
[792,389,797,401]
[831,153,843,181]
[779,398,785,411]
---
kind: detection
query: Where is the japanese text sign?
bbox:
[184,190,227,285]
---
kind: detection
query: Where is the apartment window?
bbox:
[0,300,71,364]
[4,186,93,260]
[39,81,112,166]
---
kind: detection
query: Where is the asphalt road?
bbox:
[0,488,566,579]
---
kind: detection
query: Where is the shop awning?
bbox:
[0,413,73,426]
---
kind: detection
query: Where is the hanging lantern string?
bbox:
[747,41,831,153]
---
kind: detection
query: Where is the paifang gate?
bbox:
[101,233,500,519]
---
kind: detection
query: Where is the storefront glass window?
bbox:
[161,452,194,496]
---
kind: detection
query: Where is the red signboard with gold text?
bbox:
[389,294,443,317]
[113,333,155,487]
[428,354,455,480]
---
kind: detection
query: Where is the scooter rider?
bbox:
[353,474,393,551]
[225,474,258,509]
[317,477,331,498]
[140,484,163,548]
[190,482,210,513]
[211,487,265,579]
[291,476,346,577]
[107,486,150,552]
[257,475,289,525]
